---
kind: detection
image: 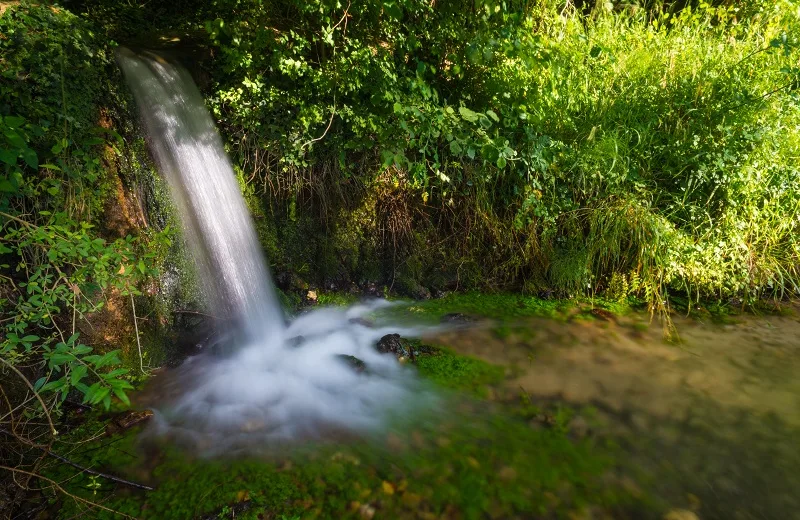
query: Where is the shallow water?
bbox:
[430,305,800,520]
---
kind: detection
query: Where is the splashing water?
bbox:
[117,49,435,452]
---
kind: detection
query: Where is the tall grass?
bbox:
[466,0,800,308]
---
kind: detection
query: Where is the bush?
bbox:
[190,0,799,306]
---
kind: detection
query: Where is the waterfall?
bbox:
[117,48,283,341]
[118,49,433,451]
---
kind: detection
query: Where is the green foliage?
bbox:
[190,0,800,306]
[0,4,167,412]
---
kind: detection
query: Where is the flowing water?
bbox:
[117,49,434,452]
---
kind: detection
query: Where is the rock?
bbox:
[663,510,699,520]
[375,333,410,358]
[337,354,366,373]
[538,289,554,300]
[306,290,318,302]
[105,409,153,435]
[363,282,384,298]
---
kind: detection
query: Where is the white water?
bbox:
[118,50,433,451]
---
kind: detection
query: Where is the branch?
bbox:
[129,293,147,375]
[0,429,154,491]
[0,357,56,437]
[0,465,137,519]
[45,449,154,491]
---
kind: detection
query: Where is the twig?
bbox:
[130,292,146,375]
[173,309,221,320]
[0,429,153,490]
[45,449,154,491]
[0,357,57,437]
[0,465,137,518]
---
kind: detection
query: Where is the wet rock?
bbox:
[376,333,410,358]
[663,510,699,520]
[337,354,366,373]
[105,409,153,435]
[538,289,554,300]
[362,282,384,298]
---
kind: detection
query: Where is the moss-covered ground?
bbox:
[41,294,652,520]
[43,293,799,519]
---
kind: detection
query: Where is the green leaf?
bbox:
[0,148,16,165]
[70,365,88,386]
[496,156,507,169]
[4,116,25,129]
[34,377,47,392]
[106,368,130,378]
[459,106,480,123]
[4,129,25,149]
[449,140,462,155]
[0,179,16,193]
[21,335,39,342]
[103,393,112,410]
[481,144,498,163]
[22,149,38,169]
[40,163,62,171]
[138,259,146,274]
[486,110,499,122]
[113,387,131,407]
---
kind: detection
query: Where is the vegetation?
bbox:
[196,0,800,312]
[1,0,799,518]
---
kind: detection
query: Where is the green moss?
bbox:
[415,346,504,398]
[315,292,359,307]
[50,401,634,520]
[375,292,569,324]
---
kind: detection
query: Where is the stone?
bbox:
[337,354,366,373]
[376,333,409,358]
[105,409,153,435]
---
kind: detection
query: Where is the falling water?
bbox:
[118,49,433,452]
[117,48,283,340]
